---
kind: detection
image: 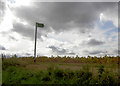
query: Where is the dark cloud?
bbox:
[0,31,18,41]
[48,45,75,55]
[0,31,9,37]
[114,49,120,55]
[87,39,104,46]
[118,50,120,55]
[12,22,34,40]
[68,52,76,55]
[0,0,6,23]
[0,45,6,50]
[119,2,120,30]
[48,46,67,54]
[89,50,103,55]
[9,36,18,41]
[12,22,52,40]
[12,2,117,35]
[25,53,31,56]
[84,50,103,55]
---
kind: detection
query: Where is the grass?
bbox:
[2,55,119,85]
[2,66,119,85]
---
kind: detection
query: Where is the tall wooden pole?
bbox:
[34,23,37,62]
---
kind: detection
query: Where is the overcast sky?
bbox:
[0,0,119,57]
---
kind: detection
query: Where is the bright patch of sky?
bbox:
[97,13,118,41]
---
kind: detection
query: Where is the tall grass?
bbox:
[2,66,119,85]
[2,55,119,85]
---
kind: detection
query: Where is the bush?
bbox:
[64,69,74,79]
[74,70,92,85]
[2,58,20,70]
[2,58,26,70]
[98,72,117,86]
[2,66,35,84]
[53,68,64,79]
[97,65,104,75]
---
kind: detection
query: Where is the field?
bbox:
[2,55,120,85]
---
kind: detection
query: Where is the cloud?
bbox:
[118,50,120,55]
[9,36,18,41]
[11,21,53,40]
[48,45,75,55]
[68,52,76,55]
[0,0,6,23]
[25,53,31,56]
[0,45,6,50]
[0,2,118,56]
[114,49,120,55]
[89,50,103,55]
[12,22,35,40]
[87,39,104,46]
[12,2,117,34]
[48,45,67,55]
[84,50,104,55]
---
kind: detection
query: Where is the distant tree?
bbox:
[4,54,6,58]
[1,54,4,58]
[13,54,17,58]
[76,55,79,58]
[88,55,91,58]
[51,55,54,58]
[63,56,66,58]
[57,55,61,58]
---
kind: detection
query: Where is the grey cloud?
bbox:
[89,50,103,55]
[68,52,76,55]
[0,45,6,50]
[118,50,120,55]
[12,22,34,40]
[12,22,48,40]
[48,45,75,55]
[0,31,9,37]
[8,36,18,41]
[11,21,53,40]
[12,2,117,34]
[87,39,104,46]
[0,31,18,41]
[25,53,31,56]
[84,50,103,55]
[0,0,6,23]
[48,46,67,54]
[114,49,120,55]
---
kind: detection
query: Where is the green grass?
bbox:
[2,66,119,85]
[2,56,119,85]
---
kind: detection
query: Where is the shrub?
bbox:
[2,58,26,70]
[64,70,74,79]
[3,66,35,84]
[97,65,104,75]
[98,72,117,86]
[53,68,64,79]
[74,70,92,85]
[2,59,19,70]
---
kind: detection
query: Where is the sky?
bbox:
[0,0,119,57]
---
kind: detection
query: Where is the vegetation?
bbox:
[2,55,119,85]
